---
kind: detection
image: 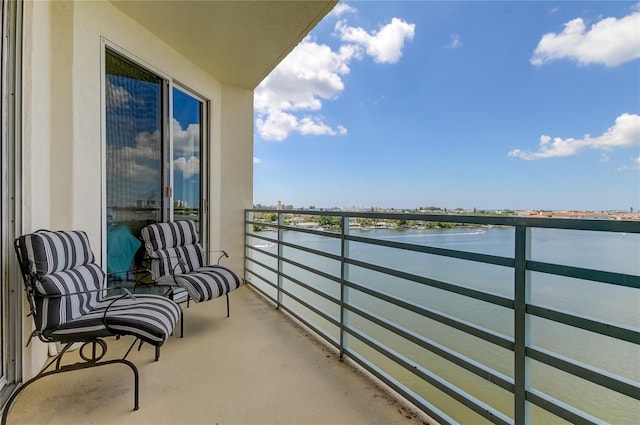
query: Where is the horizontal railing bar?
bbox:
[244,268,277,292]
[276,283,341,330]
[346,281,514,351]
[273,296,341,352]
[245,245,279,262]
[244,272,277,303]
[247,209,640,233]
[343,346,459,425]
[245,256,279,277]
[527,261,640,289]
[245,231,278,244]
[527,304,640,344]
[277,240,343,266]
[527,346,640,400]
[279,303,340,349]
[246,210,639,425]
[347,233,515,268]
[346,326,513,425]
[526,388,607,425]
[244,264,276,284]
[279,255,342,286]
[279,224,343,239]
[278,269,340,306]
[346,302,515,391]
[245,219,277,229]
[347,257,514,309]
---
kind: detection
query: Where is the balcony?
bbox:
[4,210,638,425]
[4,284,430,424]
[245,210,639,424]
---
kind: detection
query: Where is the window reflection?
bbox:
[172,87,202,233]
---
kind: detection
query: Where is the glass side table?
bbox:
[106,282,173,298]
[106,267,172,298]
[106,267,189,304]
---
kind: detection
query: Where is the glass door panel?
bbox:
[172,87,203,235]
[105,49,164,276]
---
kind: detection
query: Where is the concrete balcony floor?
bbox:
[5,285,433,424]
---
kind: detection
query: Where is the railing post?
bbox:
[340,214,350,359]
[277,212,284,309]
[514,224,532,424]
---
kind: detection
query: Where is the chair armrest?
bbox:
[175,249,229,265]
[208,250,229,265]
[100,291,136,336]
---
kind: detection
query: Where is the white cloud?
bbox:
[255,41,353,113]
[131,130,161,160]
[106,80,133,109]
[172,119,200,156]
[255,40,359,141]
[330,2,357,17]
[255,14,414,141]
[106,141,159,207]
[107,119,201,206]
[445,34,462,49]
[531,7,640,67]
[508,113,640,160]
[173,156,200,179]
[253,157,262,165]
[615,155,640,171]
[172,119,200,178]
[336,17,415,64]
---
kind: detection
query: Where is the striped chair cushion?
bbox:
[141,221,204,276]
[16,231,103,333]
[142,220,243,304]
[48,294,181,346]
[34,263,104,332]
[141,220,200,251]
[16,229,181,348]
[19,230,95,277]
[171,265,243,303]
[150,244,204,277]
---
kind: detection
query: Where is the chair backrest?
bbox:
[140,220,205,278]
[14,230,105,333]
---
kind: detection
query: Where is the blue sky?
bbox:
[253,1,640,211]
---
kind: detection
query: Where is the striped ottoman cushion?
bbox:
[49,294,181,346]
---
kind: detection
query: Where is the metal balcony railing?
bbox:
[244,209,639,425]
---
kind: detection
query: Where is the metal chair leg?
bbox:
[0,357,140,425]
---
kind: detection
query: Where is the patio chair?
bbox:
[2,230,181,424]
[140,220,243,317]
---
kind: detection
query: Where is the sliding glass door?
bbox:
[104,47,206,276]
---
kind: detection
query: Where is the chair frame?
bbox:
[2,234,176,424]
[165,249,232,316]
[140,221,244,340]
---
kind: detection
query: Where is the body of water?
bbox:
[248,226,640,424]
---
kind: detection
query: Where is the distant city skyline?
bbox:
[254,200,637,214]
[253,1,640,211]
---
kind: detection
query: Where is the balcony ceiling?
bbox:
[109,0,337,90]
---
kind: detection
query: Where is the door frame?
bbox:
[0,0,23,405]
[100,40,210,268]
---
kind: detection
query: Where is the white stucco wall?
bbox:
[20,0,252,377]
